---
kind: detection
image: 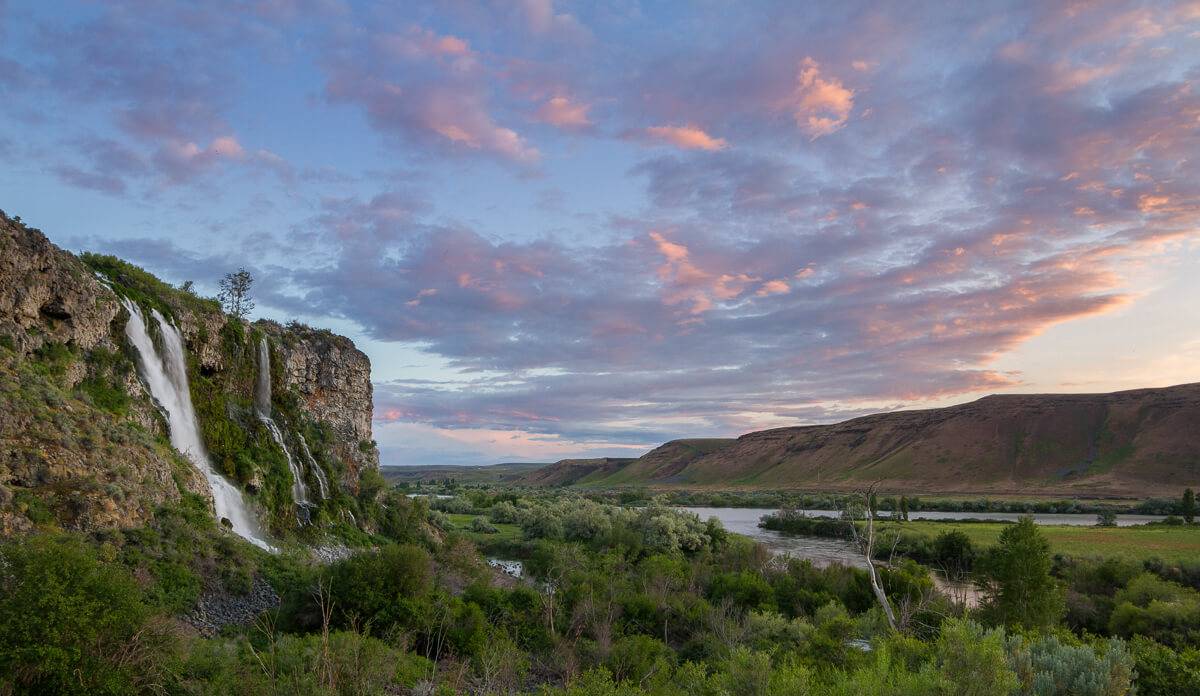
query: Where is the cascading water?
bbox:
[255,339,313,523]
[297,434,330,500]
[121,299,273,551]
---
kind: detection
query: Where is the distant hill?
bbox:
[382,462,546,485]
[518,384,1200,497]
[516,458,638,487]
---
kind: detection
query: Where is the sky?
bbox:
[1,1,1198,467]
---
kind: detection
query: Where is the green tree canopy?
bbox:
[981,517,1064,629]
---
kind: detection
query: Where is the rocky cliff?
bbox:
[256,320,378,487]
[0,210,378,536]
[524,384,1200,498]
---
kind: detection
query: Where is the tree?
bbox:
[846,484,898,632]
[217,267,255,317]
[899,495,910,522]
[1096,511,1118,527]
[981,517,1064,629]
[934,530,975,582]
[1183,488,1196,525]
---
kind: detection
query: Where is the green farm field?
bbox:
[877,520,1200,563]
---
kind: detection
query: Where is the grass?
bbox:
[877,520,1200,563]
[445,513,523,544]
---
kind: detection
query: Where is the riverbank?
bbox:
[761,513,1200,564]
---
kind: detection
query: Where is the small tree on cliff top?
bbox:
[218,267,254,318]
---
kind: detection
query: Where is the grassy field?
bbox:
[878,520,1200,563]
[445,513,523,545]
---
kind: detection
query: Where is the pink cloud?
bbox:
[639,125,728,151]
[756,279,790,296]
[791,57,854,138]
[713,273,758,300]
[377,27,475,65]
[536,95,592,129]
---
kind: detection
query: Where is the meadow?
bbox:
[875,519,1200,563]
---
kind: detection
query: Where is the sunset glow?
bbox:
[2,0,1197,466]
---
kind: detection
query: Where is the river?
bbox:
[679,506,1166,606]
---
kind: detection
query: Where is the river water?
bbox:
[680,506,1165,606]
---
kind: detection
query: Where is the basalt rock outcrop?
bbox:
[257,320,377,490]
[0,210,378,534]
[0,212,119,368]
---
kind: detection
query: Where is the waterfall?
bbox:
[297,434,330,500]
[255,339,313,523]
[121,299,273,551]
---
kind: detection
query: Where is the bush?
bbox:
[1129,636,1200,696]
[469,516,499,534]
[1009,634,1135,696]
[932,530,975,579]
[708,571,775,612]
[0,534,177,695]
[489,500,521,524]
[287,545,433,634]
[606,635,674,683]
[1108,573,1200,647]
[934,619,1018,696]
[179,630,402,695]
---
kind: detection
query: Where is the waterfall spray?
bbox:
[121,299,273,551]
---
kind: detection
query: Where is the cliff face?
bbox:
[0,214,209,533]
[530,384,1200,497]
[0,214,118,358]
[0,211,378,535]
[256,321,377,489]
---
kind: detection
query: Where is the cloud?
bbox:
[635,125,728,151]
[153,135,249,183]
[790,57,854,138]
[7,0,1200,462]
[535,95,592,129]
[518,0,589,40]
[322,21,540,165]
[756,279,790,296]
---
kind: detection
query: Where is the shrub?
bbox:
[0,534,177,695]
[708,571,775,612]
[606,635,674,683]
[289,545,433,634]
[469,516,498,534]
[932,530,975,579]
[934,619,1018,696]
[489,500,521,524]
[1108,573,1200,647]
[1008,634,1135,696]
[1129,636,1200,696]
[179,630,402,695]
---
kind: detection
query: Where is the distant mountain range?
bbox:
[518,384,1200,498]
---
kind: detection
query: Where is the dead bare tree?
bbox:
[846,483,898,632]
